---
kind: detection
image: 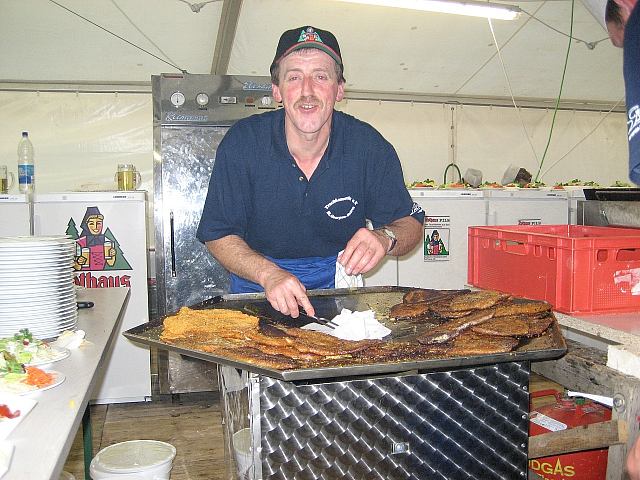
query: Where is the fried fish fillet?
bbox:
[160,306,259,342]
[471,316,529,337]
[402,289,470,304]
[282,327,379,355]
[523,314,555,337]
[418,309,495,345]
[314,341,451,366]
[200,345,300,370]
[390,301,433,319]
[428,308,474,319]
[493,300,551,318]
[443,290,510,312]
[448,330,519,355]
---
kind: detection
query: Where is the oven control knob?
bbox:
[170,91,185,107]
[196,92,209,107]
[260,96,272,106]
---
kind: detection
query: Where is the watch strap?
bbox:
[377,227,397,253]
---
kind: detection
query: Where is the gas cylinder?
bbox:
[529,389,611,480]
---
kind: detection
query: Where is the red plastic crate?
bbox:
[468,225,640,314]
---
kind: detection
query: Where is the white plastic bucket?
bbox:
[232,428,252,478]
[89,440,176,480]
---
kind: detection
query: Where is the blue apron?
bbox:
[230,255,337,294]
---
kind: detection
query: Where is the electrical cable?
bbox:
[520,8,610,50]
[176,0,221,13]
[539,97,624,179]
[110,0,180,69]
[534,0,575,181]
[456,2,543,95]
[487,17,540,165]
[48,0,185,73]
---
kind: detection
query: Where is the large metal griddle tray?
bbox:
[125,286,567,382]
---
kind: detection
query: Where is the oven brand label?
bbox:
[242,81,272,91]
[165,112,208,122]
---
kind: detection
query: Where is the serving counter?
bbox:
[5,287,129,480]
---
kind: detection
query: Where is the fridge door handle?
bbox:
[169,210,177,277]
[489,209,497,225]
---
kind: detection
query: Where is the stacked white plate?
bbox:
[0,236,77,339]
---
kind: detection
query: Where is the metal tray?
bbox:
[125,286,567,382]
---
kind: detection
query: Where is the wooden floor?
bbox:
[62,392,229,480]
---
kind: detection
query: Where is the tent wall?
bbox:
[0,90,628,211]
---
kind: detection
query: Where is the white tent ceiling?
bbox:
[2,0,623,108]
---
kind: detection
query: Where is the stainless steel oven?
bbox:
[152,73,276,394]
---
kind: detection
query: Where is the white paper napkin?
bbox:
[334,250,364,289]
[52,330,86,349]
[302,308,391,340]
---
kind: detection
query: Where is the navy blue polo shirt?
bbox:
[196,108,423,260]
[624,2,640,184]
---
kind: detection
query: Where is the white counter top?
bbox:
[555,311,640,380]
[5,287,130,480]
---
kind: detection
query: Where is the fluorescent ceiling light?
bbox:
[336,0,522,20]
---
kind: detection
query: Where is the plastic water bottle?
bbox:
[17,131,34,194]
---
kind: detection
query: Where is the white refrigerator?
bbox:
[397,189,487,289]
[566,187,586,224]
[0,194,31,236]
[485,189,568,226]
[34,191,151,404]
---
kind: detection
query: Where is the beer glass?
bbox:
[0,165,15,194]
[115,164,141,191]
[81,247,90,269]
[104,240,114,260]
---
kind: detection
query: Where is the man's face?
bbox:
[607,20,625,47]
[272,49,344,139]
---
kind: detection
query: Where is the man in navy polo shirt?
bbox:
[606,2,640,478]
[606,0,640,185]
[197,26,424,318]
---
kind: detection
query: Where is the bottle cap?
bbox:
[21,131,28,137]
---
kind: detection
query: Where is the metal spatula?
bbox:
[297,307,338,329]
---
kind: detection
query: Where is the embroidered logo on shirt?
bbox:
[325,196,358,220]
[629,105,640,142]
[411,202,424,216]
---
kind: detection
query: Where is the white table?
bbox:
[5,287,130,480]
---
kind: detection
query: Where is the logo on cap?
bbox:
[298,27,323,44]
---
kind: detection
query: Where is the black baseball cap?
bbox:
[270,26,343,75]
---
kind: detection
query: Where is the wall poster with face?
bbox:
[423,216,450,261]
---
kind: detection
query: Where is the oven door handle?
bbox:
[170,210,177,277]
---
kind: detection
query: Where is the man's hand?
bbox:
[206,236,315,317]
[259,267,315,318]
[337,227,387,276]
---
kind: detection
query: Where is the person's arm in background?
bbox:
[205,235,314,318]
[628,436,640,480]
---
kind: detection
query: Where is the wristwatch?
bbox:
[376,227,397,253]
